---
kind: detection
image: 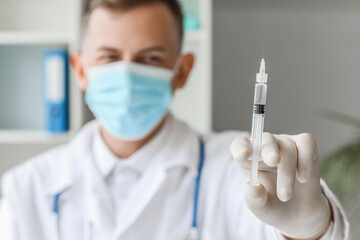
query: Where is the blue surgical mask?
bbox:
[86,61,174,141]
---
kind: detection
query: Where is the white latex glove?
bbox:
[230,133,332,239]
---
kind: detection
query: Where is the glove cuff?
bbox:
[280,194,332,239]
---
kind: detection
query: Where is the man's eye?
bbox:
[102,54,118,61]
[145,55,161,63]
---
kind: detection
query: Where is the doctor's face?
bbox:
[71,3,194,91]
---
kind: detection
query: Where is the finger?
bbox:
[261,132,281,167]
[245,183,276,224]
[290,133,318,183]
[245,183,269,210]
[230,136,251,166]
[276,135,297,202]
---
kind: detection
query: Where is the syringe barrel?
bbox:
[250,59,268,185]
[250,82,267,161]
[250,113,264,160]
[253,82,267,106]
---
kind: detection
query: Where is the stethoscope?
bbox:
[52,138,205,240]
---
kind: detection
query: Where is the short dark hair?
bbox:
[83,0,184,43]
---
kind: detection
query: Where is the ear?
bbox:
[70,52,89,91]
[172,53,195,91]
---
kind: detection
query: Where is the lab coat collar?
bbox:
[45,112,199,196]
[93,113,178,179]
[45,120,98,196]
[44,112,200,237]
[159,116,199,175]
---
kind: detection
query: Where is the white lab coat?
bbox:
[0,115,349,240]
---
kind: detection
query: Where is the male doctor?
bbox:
[0,0,349,239]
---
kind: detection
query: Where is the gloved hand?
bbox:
[230,133,332,239]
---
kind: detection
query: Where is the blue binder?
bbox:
[43,50,69,133]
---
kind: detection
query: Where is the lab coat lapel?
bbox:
[114,116,199,237]
[44,121,116,237]
[85,149,116,234]
[114,164,167,236]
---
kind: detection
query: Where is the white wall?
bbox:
[213,0,360,157]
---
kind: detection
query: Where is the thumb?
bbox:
[245,183,272,218]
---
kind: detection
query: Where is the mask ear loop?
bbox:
[170,55,184,87]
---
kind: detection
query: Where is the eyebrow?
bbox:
[96,46,168,53]
[97,47,119,52]
[138,46,168,54]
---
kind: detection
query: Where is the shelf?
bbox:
[0,31,68,45]
[0,130,75,144]
[0,30,205,45]
[184,29,207,43]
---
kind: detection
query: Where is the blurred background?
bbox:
[213,0,360,156]
[212,1,360,238]
[0,0,359,238]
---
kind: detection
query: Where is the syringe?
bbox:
[249,59,268,186]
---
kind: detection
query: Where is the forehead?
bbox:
[83,3,180,51]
